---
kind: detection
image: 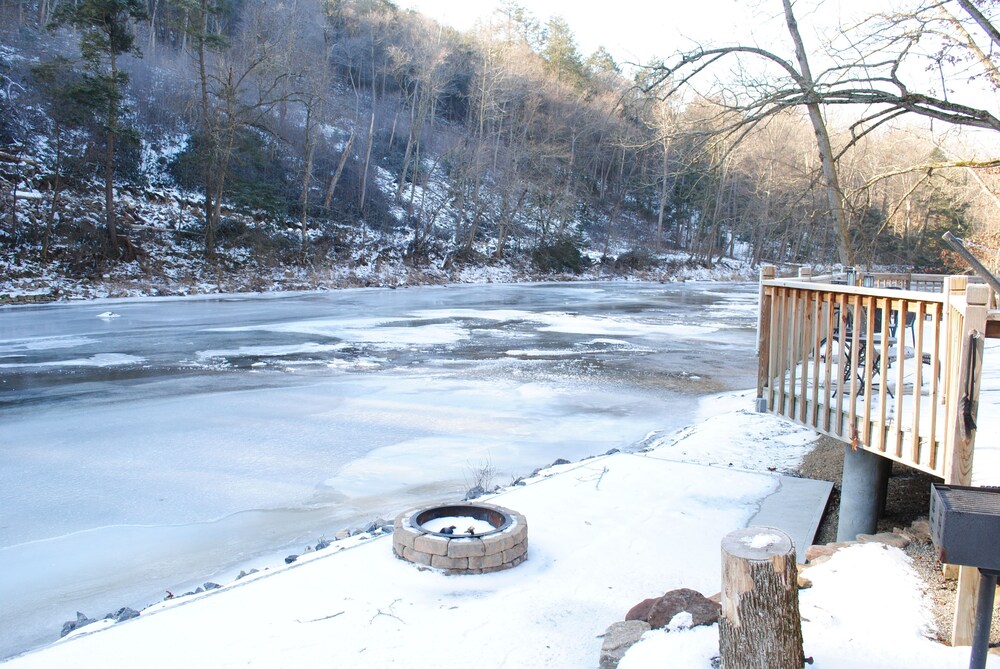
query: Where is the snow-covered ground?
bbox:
[4,384,999,669]
[0,242,753,305]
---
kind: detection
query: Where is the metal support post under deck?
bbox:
[836,444,891,541]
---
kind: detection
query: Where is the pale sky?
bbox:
[398,0,1000,140]
[397,0,893,68]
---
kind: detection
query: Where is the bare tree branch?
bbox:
[954,0,1000,49]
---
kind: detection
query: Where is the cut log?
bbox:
[719,527,804,669]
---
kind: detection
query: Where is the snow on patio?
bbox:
[4,391,998,669]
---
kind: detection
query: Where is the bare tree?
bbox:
[643,0,855,263]
[642,0,1000,266]
[185,1,291,257]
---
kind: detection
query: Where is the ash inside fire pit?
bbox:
[393,503,527,574]
[413,504,512,537]
[422,516,494,535]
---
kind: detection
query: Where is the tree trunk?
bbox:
[301,142,315,255]
[197,0,216,258]
[359,110,375,210]
[301,104,316,256]
[782,0,852,266]
[719,527,804,669]
[105,50,119,255]
[148,0,159,56]
[464,171,483,252]
[397,82,418,198]
[8,175,18,250]
[207,124,235,256]
[323,133,354,209]
[657,141,670,252]
[407,140,420,217]
[44,123,64,260]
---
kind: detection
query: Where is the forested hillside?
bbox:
[1,0,999,301]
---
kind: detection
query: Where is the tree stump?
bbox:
[719,527,804,669]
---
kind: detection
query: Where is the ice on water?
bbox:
[0,281,759,660]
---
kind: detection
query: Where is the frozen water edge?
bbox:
[0,281,763,659]
[4,390,799,668]
[7,389,994,669]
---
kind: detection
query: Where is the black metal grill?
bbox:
[929,483,1000,669]
[930,484,1000,570]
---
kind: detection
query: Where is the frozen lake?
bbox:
[0,281,759,659]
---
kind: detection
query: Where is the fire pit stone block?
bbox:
[447,538,487,559]
[392,503,528,575]
[413,534,450,556]
[468,552,505,570]
[431,555,468,570]
[401,546,432,566]
[503,542,527,563]
[393,524,419,550]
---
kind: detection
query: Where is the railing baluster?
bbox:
[927,303,940,472]
[835,292,848,437]
[876,296,890,453]
[767,288,785,418]
[911,301,923,466]
[787,289,800,420]
[799,292,811,423]
[848,294,861,440]
[776,288,790,416]
[822,295,835,433]
[811,294,822,426]
[893,299,907,459]
[862,295,875,446]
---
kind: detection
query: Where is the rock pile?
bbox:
[60,607,140,638]
[600,588,721,669]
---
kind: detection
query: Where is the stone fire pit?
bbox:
[392,503,528,574]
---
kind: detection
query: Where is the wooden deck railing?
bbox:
[853,271,949,293]
[756,266,992,646]
[756,267,988,482]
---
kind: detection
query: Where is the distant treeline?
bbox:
[1,0,996,273]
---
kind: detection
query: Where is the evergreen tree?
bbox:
[541,17,584,86]
[585,46,620,76]
[50,0,148,257]
[31,57,93,258]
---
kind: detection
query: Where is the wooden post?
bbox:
[845,266,857,286]
[719,527,804,669]
[941,276,965,412]
[797,266,813,281]
[946,282,989,646]
[944,283,989,486]
[757,266,776,411]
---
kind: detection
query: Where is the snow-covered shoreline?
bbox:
[0,252,754,306]
[4,389,998,669]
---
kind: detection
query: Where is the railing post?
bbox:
[941,276,966,413]
[757,265,776,412]
[798,266,813,281]
[945,283,988,485]
[845,266,857,286]
[946,282,989,647]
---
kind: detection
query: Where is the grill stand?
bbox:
[970,568,999,669]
